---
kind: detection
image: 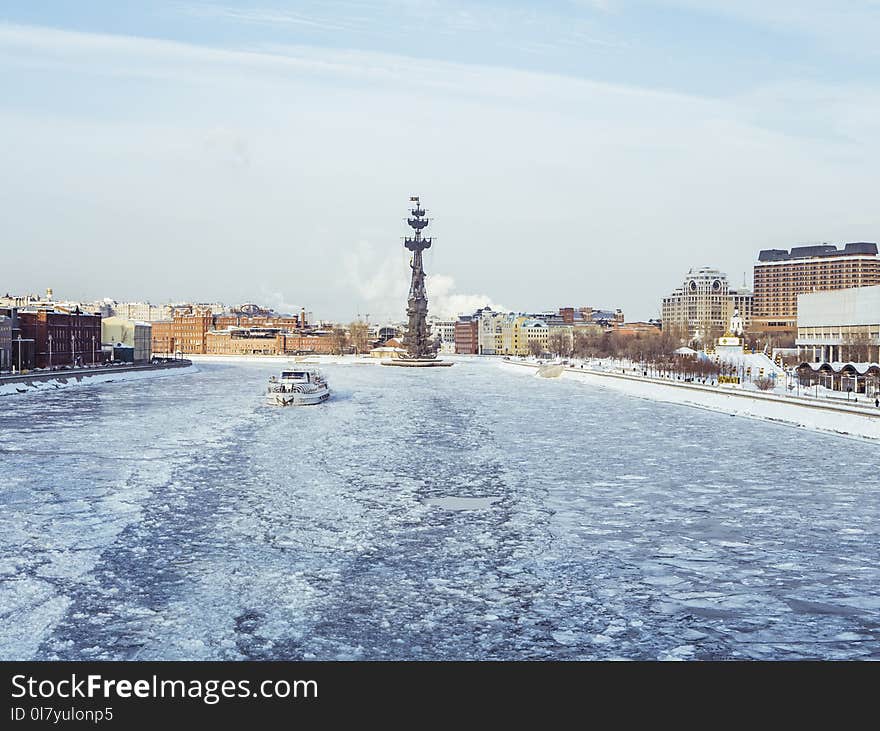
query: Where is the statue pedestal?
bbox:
[381,358,453,367]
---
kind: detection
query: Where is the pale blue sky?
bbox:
[2,1,880,320]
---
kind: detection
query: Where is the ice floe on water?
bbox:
[1,359,879,659]
[424,497,501,510]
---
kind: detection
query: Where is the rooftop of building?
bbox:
[15,306,102,316]
[102,315,152,325]
[209,325,282,334]
[757,242,878,262]
[663,286,753,298]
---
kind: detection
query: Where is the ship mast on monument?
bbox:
[383,195,452,367]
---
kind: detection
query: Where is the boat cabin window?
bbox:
[281,371,309,380]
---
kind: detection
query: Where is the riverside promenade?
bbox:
[504,359,880,441]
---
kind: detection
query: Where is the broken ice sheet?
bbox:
[1,359,878,660]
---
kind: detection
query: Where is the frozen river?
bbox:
[1,359,878,660]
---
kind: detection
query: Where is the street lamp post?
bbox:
[48,332,52,370]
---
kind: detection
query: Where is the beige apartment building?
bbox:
[101,317,152,363]
[661,267,752,343]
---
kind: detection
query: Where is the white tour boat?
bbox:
[266,368,330,406]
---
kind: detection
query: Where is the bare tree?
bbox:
[662,322,687,348]
[572,330,589,358]
[527,339,543,357]
[743,332,760,353]
[573,329,605,358]
[704,321,722,347]
[548,331,573,358]
[756,330,796,352]
[331,327,349,355]
[348,320,370,354]
[691,319,720,351]
[753,376,775,391]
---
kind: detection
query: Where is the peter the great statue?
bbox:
[383,196,452,367]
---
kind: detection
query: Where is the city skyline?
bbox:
[7,0,880,686]
[3,2,880,321]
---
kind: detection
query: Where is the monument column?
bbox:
[383,196,452,367]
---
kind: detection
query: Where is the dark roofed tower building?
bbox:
[753,242,880,336]
[0,315,11,371]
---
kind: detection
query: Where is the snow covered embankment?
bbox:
[0,365,198,397]
[503,360,880,441]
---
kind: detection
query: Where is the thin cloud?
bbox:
[179,1,629,62]
[181,5,356,33]
[0,22,681,105]
[2,19,879,320]
[654,0,880,54]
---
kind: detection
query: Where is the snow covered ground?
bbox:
[507,359,880,441]
[0,365,197,397]
[1,359,878,660]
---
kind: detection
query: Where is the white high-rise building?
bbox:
[113,302,165,321]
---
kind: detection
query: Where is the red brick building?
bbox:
[278,333,336,354]
[152,309,307,355]
[0,315,11,371]
[212,314,300,330]
[150,320,175,355]
[206,329,280,355]
[164,310,214,355]
[18,309,102,368]
[454,316,478,354]
[204,328,337,355]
